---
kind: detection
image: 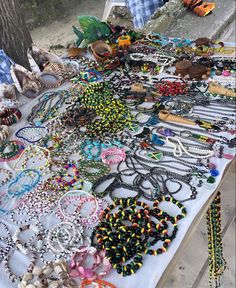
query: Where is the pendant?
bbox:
[151,134,165,146]
[146,151,163,161]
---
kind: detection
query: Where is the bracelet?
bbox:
[0,168,13,187]
[0,140,25,162]
[8,169,41,197]
[101,147,126,165]
[55,163,83,190]
[80,279,116,288]
[0,222,13,262]
[57,190,103,228]
[78,160,110,182]
[15,126,47,144]
[46,221,84,257]
[3,249,37,282]
[12,222,44,254]
[70,247,111,280]
[0,107,22,126]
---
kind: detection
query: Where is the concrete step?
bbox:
[144,0,235,40]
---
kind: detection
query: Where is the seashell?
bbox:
[22,272,33,282]
[48,281,59,288]
[25,284,36,288]
[43,62,75,80]
[32,266,43,276]
[0,83,16,100]
[159,110,196,125]
[10,64,42,98]
[27,45,63,73]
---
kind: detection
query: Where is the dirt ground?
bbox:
[30,0,132,55]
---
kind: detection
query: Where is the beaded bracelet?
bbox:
[80,139,103,161]
[3,249,37,282]
[47,221,84,257]
[0,222,14,262]
[78,160,110,182]
[0,107,22,126]
[15,125,47,144]
[80,279,116,288]
[54,163,83,190]
[8,169,41,197]
[70,247,111,280]
[13,145,51,173]
[57,190,102,227]
[0,168,13,187]
[0,140,25,162]
[0,124,10,142]
[12,222,44,254]
[101,147,126,165]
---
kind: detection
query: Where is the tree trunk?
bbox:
[0,0,32,69]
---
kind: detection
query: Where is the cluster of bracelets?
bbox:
[0,108,22,126]
[91,196,186,276]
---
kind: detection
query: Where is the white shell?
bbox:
[27,45,63,73]
[22,272,33,282]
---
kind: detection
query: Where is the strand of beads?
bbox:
[15,126,47,144]
[0,108,22,126]
[0,222,14,262]
[0,168,13,187]
[206,192,226,288]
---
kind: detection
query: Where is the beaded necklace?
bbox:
[206,192,226,288]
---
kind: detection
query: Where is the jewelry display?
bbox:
[0,22,234,288]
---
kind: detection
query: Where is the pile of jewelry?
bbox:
[0,19,235,288]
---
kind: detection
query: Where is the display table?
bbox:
[0,32,235,288]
